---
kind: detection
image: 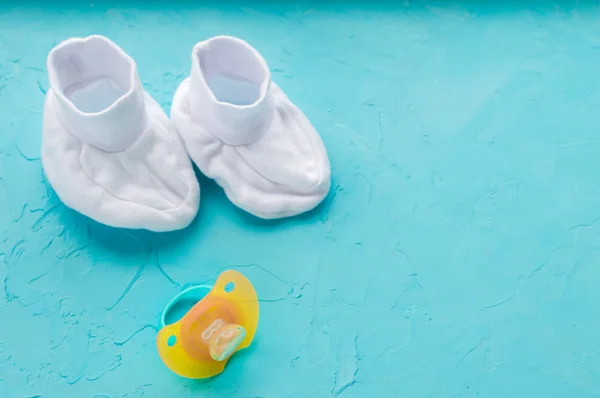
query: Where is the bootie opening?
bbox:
[195,37,269,107]
[48,36,134,114]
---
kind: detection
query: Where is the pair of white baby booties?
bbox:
[42,35,331,232]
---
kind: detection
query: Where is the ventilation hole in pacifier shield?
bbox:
[224,282,235,293]
[167,335,177,347]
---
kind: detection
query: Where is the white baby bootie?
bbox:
[42,35,200,231]
[171,36,330,219]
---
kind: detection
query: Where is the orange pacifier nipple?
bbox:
[156,270,259,379]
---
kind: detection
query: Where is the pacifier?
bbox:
[156,270,259,379]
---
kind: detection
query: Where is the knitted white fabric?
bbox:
[171,36,330,219]
[42,35,200,231]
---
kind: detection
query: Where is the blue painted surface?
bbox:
[1,1,600,397]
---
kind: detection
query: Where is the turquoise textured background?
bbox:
[2,1,600,397]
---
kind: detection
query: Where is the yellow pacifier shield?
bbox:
[156,270,259,379]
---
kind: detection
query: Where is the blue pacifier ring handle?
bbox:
[160,285,213,329]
